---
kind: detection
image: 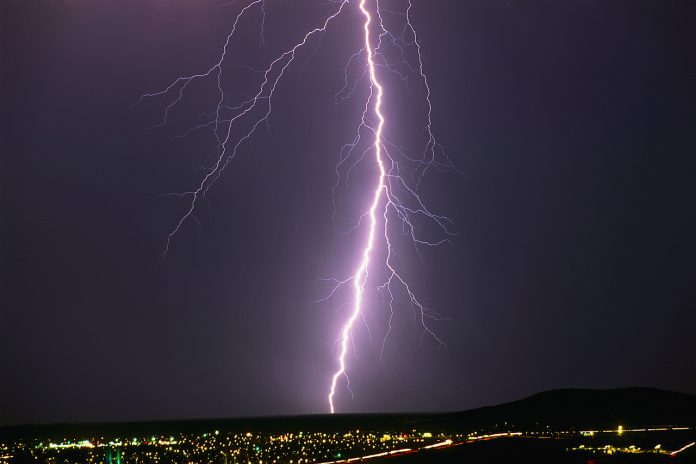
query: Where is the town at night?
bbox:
[2,389,696,463]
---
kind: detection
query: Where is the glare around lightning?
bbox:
[138,0,456,414]
[328,0,452,413]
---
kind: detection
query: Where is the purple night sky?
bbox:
[2,0,695,425]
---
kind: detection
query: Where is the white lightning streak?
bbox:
[327,0,386,414]
[139,0,456,414]
[138,0,350,258]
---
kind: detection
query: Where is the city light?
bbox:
[5,423,691,463]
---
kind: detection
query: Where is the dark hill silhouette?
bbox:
[2,387,694,440]
[441,387,696,429]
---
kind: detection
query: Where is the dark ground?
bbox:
[376,438,695,464]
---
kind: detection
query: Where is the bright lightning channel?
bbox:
[138,0,457,414]
[327,0,386,414]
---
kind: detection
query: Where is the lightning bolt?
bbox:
[327,0,454,413]
[138,0,456,414]
[327,0,386,414]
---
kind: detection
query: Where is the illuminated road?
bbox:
[315,439,453,464]
[316,436,534,463]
